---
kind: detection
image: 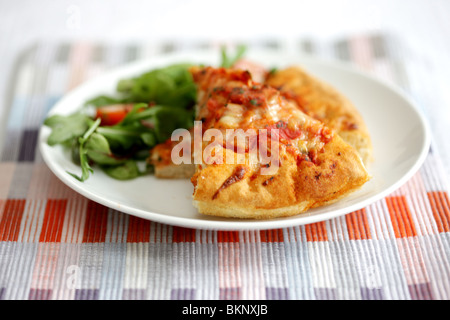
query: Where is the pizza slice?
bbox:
[265,66,372,165]
[185,66,370,219]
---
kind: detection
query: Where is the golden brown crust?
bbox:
[192,135,369,219]
[265,66,372,165]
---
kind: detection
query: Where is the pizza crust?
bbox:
[191,134,370,219]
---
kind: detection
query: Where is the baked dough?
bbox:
[265,66,372,165]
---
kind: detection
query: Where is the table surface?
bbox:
[0,0,449,301]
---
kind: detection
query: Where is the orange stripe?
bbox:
[40,200,53,242]
[51,200,66,242]
[386,196,417,238]
[441,191,450,224]
[305,223,313,242]
[427,192,444,233]
[393,197,407,237]
[427,191,450,233]
[172,226,196,243]
[305,222,328,242]
[0,199,26,242]
[0,200,14,240]
[361,209,372,239]
[260,229,284,242]
[386,197,402,238]
[39,200,67,242]
[399,196,417,237]
[346,212,357,240]
[10,200,23,241]
[353,208,372,240]
[318,221,327,241]
[217,231,239,243]
[435,192,450,232]
[41,200,55,242]
[82,200,109,243]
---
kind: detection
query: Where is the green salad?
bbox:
[44,46,246,182]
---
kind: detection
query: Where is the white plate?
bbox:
[38,49,430,230]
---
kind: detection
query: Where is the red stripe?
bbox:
[172,226,196,243]
[82,200,108,243]
[126,215,150,243]
[260,229,284,242]
[0,199,26,242]
[217,231,239,243]
[39,199,67,242]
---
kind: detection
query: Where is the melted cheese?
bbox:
[218,103,244,128]
[192,67,334,167]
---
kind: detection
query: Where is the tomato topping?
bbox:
[267,121,302,141]
[95,104,134,126]
[206,98,222,112]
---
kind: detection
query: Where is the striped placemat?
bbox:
[0,34,449,300]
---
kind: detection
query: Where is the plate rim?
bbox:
[38,48,431,231]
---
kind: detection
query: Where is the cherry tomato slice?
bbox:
[95,104,133,126]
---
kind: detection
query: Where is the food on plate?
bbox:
[265,66,372,165]
[43,48,372,219]
[170,66,369,219]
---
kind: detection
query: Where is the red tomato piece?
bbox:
[95,104,134,126]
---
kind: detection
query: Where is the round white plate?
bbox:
[38,49,430,230]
